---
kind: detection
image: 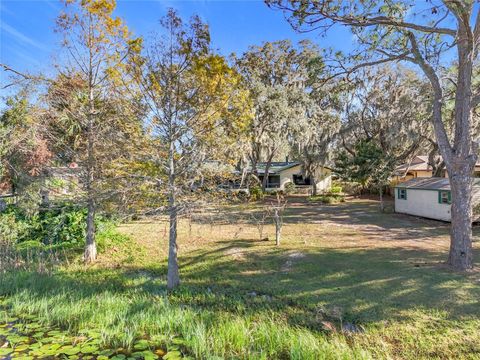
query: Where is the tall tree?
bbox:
[55,0,137,263]
[128,9,248,289]
[340,65,432,169]
[335,140,395,210]
[236,40,319,191]
[268,0,480,270]
[291,76,342,196]
[0,94,51,198]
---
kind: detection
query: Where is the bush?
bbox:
[96,222,130,252]
[249,186,264,201]
[308,194,345,204]
[0,209,29,244]
[330,185,343,194]
[14,240,45,255]
[1,202,119,253]
[284,182,296,195]
[334,181,362,195]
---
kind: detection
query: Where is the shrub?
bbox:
[330,185,343,194]
[308,195,345,204]
[284,182,296,194]
[334,181,362,195]
[96,222,130,252]
[1,202,120,253]
[14,240,45,255]
[0,209,29,244]
[249,186,264,201]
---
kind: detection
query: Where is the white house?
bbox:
[394,178,480,222]
[256,161,332,192]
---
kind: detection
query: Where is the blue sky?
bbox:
[0,0,353,78]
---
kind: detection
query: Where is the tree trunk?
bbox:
[442,30,475,271]
[167,198,180,289]
[262,162,271,192]
[84,85,96,264]
[240,167,247,188]
[311,175,318,196]
[262,154,275,192]
[84,194,96,263]
[448,172,474,270]
[408,27,476,270]
[428,143,446,177]
[167,141,180,290]
[379,185,384,212]
[274,209,281,246]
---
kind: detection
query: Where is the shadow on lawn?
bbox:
[191,197,454,240]
[2,238,479,333]
[178,240,480,324]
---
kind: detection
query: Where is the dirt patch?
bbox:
[281,251,306,272]
[224,247,246,260]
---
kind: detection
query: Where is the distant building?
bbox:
[394,178,480,222]
[253,161,332,192]
[394,155,480,182]
[40,166,83,204]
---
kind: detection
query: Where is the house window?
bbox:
[438,190,451,204]
[398,188,407,200]
[293,174,311,185]
[268,175,280,188]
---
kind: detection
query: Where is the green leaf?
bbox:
[111,355,127,360]
[133,339,150,351]
[58,345,81,355]
[0,348,13,356]
[171,338,185,345]
[163,350,182,360]
[80,344,99,354]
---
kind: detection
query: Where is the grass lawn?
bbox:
[1,196,480,359]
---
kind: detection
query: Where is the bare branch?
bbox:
[1,63,51,89]
[407,32,453,163]
[266,1,457,36]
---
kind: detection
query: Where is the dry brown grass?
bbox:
[110,196,475,268]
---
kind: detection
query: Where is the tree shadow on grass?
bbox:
[190,197,456,243]
[177,240,480,326]
[2,239,479,335]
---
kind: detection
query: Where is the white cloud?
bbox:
[0,21,48,52]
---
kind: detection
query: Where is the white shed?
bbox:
[394,178,480,222]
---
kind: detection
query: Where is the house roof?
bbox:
[395,155,480,175]
[395,177,480,191]
[256,161,302,174]
[395,156,434,174]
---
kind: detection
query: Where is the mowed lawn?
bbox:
[2,196,480,359]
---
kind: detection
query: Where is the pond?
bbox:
[0,314,179,360]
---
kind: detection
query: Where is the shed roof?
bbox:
[395,177,480,191]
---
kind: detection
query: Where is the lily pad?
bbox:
[163,350,182,360]
[0,348,13,356]
[59,345,81,355]
[133,339,150,351]
[80,344,99,354]
[111,355,127,360]
[14,344,30,352]
[97,349,115,357]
